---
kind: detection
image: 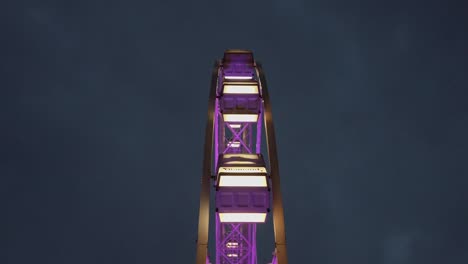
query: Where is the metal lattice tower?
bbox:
[196,50,288,264]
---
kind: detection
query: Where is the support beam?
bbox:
[257,63,289,264]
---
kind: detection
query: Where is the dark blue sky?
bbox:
[2,0,468,263]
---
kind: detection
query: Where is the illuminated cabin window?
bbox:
[219,213,267,223]
[223,82,259,94]
[218,175,267,187]
[217,154,268,188]
[224,76,253,80]
[223,114,258,123]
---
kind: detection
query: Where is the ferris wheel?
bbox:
[195,50,288,264]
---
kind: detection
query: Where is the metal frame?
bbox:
[223,122,252,154]
[257,63,288,264]
[215,69,262,263]
[196,55,288,264]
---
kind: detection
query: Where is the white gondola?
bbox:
[220,51,261,123]
[215,154,270,223]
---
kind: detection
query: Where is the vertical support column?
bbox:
[221,120,226,154]
[248,123,252,152]
[215,214,221,264]
[214,99,219,174]
[257,63,288,264]
[256,104,263,154]
[250,224,257,264]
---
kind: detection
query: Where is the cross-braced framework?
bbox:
[216,216,257,264]
[196,50,288,264]
[214,84,263,264]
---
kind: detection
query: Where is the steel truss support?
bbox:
[214,76,262,264]
[196,55,288,264]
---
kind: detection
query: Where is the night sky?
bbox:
[3,0,468,263]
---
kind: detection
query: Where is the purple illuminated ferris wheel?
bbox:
[195,50,288,264]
